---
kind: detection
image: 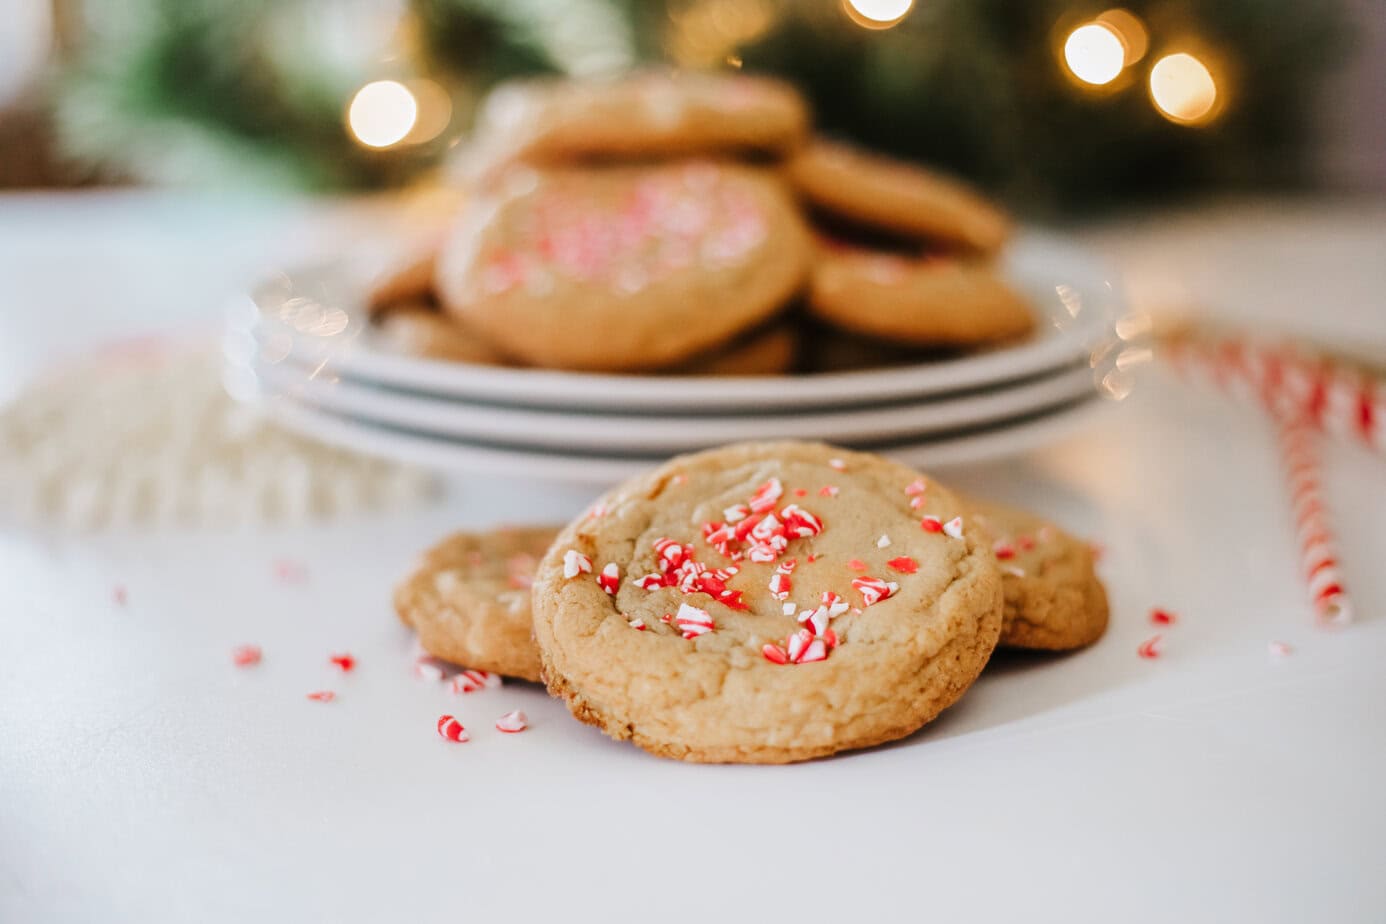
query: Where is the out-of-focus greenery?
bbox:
[53,0,1348,212]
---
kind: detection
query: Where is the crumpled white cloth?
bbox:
[0,339,433,529]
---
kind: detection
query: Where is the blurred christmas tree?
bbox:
[52,0,1348,213]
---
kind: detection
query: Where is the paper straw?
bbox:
[1163,333,1385,459]
[1277,415,1353,627]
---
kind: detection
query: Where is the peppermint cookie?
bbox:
[969,500,1109,651]
[394,525,558,681]
[673,322,798,376]
[786,140,1010,253]
[531,442,1003,763]
[436,162,810,372]
[373,304,513,365]
[472,71,809,169]
[808,245,1033,347]
[368,247,438,315]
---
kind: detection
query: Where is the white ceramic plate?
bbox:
[246,390,1107,485]
[234,231,1120,412]
[236,347,1098,453]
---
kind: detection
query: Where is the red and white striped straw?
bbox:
[1277,415,1353,627]
[1164,334,1385,459]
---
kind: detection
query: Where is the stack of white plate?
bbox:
[224,233,1129,483]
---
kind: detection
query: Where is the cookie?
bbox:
[808,244,1033,347]
[531,441,1003,763]
[394,525,559,681]
[672,322,798,376]
[368,247,438,315]
[968,499,1109,651]
[471,71,809,170]
[435,162,811,372]
[372,304,513,366]
[786,140,1010,253]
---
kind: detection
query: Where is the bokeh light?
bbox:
[347,80,418,148]
[1149,53,1219,124]
[401,79,452,145]
[1096,9,1148,65]
[1063,23,1126,86]
[843,0,914,30]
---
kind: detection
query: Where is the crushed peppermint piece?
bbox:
[1268,640,1293,658]
[846,559,866,571]
[672,473,688,485]
[562,549,592,579]
[904,478,927,496]
[451,669,500,694]
[794,488,808,497]
[920,515,943,533]
[231,644,262,667]
[943,517,964,539]
[819,485,840,497]
[828,458,846,471]
[1018,535,1036,551]
[328,653,356,672]
[909,496,926,510]
[628,617,646,630]
[495,710,528,733]
[414,657,446,682]
[886,556,918,574]
[437,715,469,742]
[1137,635,1164,659]
[1002,565,1026,577]
[762,643,789,664]
[674,603,714,639]
[306,690,335,702]
[876,534,891,549]
[1150,608,1177,626]
[807,553,821,563]
[852,576,899,607]
[660,613,673,624]
[112,585,128,606]
[748,477,784,514]
[782,602,797,616]
[993,541,1016,560]
[597,562,621,594]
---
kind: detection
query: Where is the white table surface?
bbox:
[2,192,1384,923]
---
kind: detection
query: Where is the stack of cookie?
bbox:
[368,70,1032,375]
[396,440,1109,763]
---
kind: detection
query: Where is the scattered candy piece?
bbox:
[414,657,446,682]
[306,690,336,702]
[886,556,918,574]
[112,585,128,606]
[993,541,1016,560]
[762,643,789,664]
[1150,608,1177,626]
[819,485,840,498]
[495,710,528,733]
[943,517,965,539]
[675,602,714,639]
[806,553,821,563]
[562,549,592,579]
[1268,641,1293,658]
[782,602,797,616]
[876,534,891,549]
[846,559,867,571]
[793,488,807,497]
[437,715,469,742]
[909,496,926,510]
[852,576,899,607]
[597,562,621,595]
[328,653,356,672]
[921,515,943,533]
[451,669,500,694]
[628,617,646,630]
[904,478,927,496]
[1137,635,1164,659]
[232,644,262,667]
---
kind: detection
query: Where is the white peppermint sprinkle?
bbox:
[782,602,797,616]
[562,549,592,579]
[876,534,891,548]
[943,517,965,539]
[828,458,846,471]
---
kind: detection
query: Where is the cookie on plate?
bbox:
[786,139,1010,254]
[368,248,438,315]
[471,71,809,170]
[672,322,798,376]
[531,441,1003,763]
[968,499,1109,651]
[373,304,515,366]
[808,244,1033,347]
[435,162,811,372]
[394,525,559,681]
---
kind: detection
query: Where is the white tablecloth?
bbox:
[2,192,1383,922]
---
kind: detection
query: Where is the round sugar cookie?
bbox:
[531,441,1004,763]
[435,161,810,372]
[372,304,513,366]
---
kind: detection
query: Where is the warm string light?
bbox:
[348,80,417,148]
[842,0,913,30]
[1060,9,1222,127]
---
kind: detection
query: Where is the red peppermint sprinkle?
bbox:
[886,556,918,574]
[231,644,261,667]
[904,478,927,496]
[762,643,789,664]
[660,613,673,624]
[819,485,839,497]
[112,585,128,606]
[852,576,899,607]
[328,653,356,672]
[846,559,867,571]
[562,549,592,579]
[768,571,792,600]
[1150,608,1177,626]
[807,554,821,563]
[437,715,469,742]
[597,562,621,595]
[780,504,824,538]
[921,515,943,533]
[794,488,808,497]
[628,617,646,630]
[451,669,500,694]
[495,710,528,734]
[748,477,784,514]
[993,542,1016,560]
[786,627,814,662]
[1018,535,1036,551]
[306,690,335,702]
[675,603,714,639]
[1137,635,1164,659]
[823,628,839,649]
